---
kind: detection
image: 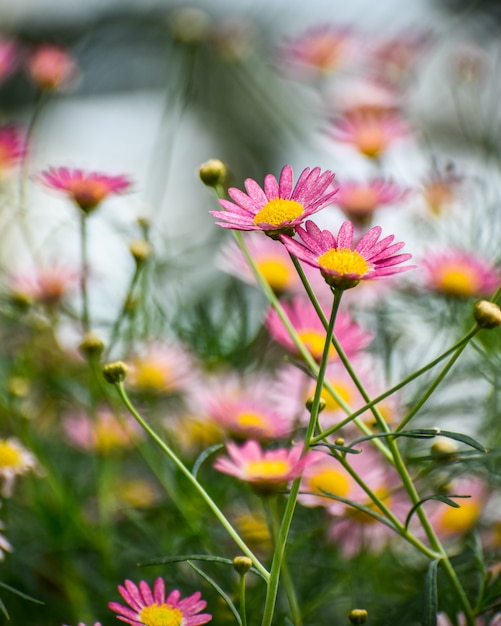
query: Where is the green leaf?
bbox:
[310,490,397,530]
[405,494,471,531]
[192,444,224,479]
[139,553,266,581]
[347,428,487,453]
[187,560,242,626]
[0,582,44,604]
[423,559,440,626]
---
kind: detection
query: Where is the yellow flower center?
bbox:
[317,248,370,277]
[436,266,480,297]
[131,362,170,392]
[439,500,481,534]
[353,125,388,158]
[306,468,351,498]
[0,441,22,469]
[236,412,267,430]
[256,257,294,292]
[298,330,337,360]
[247,459,290,480]
[322,380,353,411]
[139,603,183,626]
[67,179,109,210]
[253,198,304,227]
[303,35,343,72]
[94,421,129,454]
[348,488,389,524]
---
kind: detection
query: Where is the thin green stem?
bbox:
[260,294,339,626]
[239,573,248,626]
[114,382,270,581]
[80,212,90,333]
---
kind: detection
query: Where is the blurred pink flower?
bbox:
[0,126,25,171]
[63,408,142,455]
[127,343,196,395]
[0,519,13,560]
[281,220,414,290]
[210,164,338,238]
[277,24,362,77]
[108,577,211,626]
[9,264,79,306]
[265,295,372,361]
[39,167,131,214]
[0,438,38,497]
[334,179,408,226]
[420,249,501,298]
[420,167,462,215]
[329,112,410,159]
[27,44,77,90]
[214,440,312,494]
[0,39,19,83]
[437,612,501,626]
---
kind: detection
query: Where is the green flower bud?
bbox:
[473,300,501,329]
[305,397,327,413]
[102,361,128,384]
[348,608,368,625]
[232,556,253,575]
[79,332,105,359]
[199,159,227,187]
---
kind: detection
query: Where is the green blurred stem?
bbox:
[261,293,340,626]
[80,212,90,333]
[239,572,248,626]
[114,381,270,581]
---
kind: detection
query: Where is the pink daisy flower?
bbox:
[127,343,196,395]
[281,220,415,289]
[420,167,462,215]
[210,164,338,238]
[9,264,79,306]
[277,24,361,77]
[438,613,501,626]
[265,296,372,361]
[108,577,212,626]
[334,179,408,226]
[0,39,19,84]
[420,249,501,298]
[27,44,77,91]
[281,220,414,290]
[38,167,131,214]
[0,126,25,171]
[214,440,312,495]
[327,77,402,119]
[329,112,409,159]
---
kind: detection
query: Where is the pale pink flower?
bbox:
[210,164,338,238]
[63,408,142,455]
[327,77,402,118]
[281,220,414,290]
[420,167,462,215]
[0,39,19,84]
[108,577,211,626]
[127,343,196,395]
[277,24,362,77]
[201,373,296,440]
[420,249,501,298]
[437,612,501,626]
[9,264,79,306]
[27,44,77,90]
[0,519,13,560]
[265,296,372,361]
[0,438,38,497]
[0,126,25,171]
[334,179,408,225]
[214,440,312,494]
[329,112,409,159]
[39,167,131,214]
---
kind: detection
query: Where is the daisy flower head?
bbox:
[335,179,408,226]
[420,249,501,298]
[265,295,372,361]
[329,112,409,159]
[127,343,196,395]
[0,126,26,172]
[9,263,79,307]
[39,167,131,214]
[281,220,414,291]
[0,438,38,497]
[108,577,212,626]
[214,440,312,495]
[210,164,338,238]
[0,39,19,84]
[27,44,77,91]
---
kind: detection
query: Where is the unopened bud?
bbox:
[129,240,152,264]
[169,7,211,45]
[348,608,368,625]
[8,377,29,398]
[334,438,345,447]
[199,159,227,187]
[305,397,327,413]
[473,300,501,329]
[232,556,252,575]
[431,437,457,460]
[102,361,128,384]
[79,332,105,359]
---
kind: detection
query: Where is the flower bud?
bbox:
[8,377,29,398]
[305,397,327,413]
[431,437,457,461]
[334,437,345,447]
[473,300,501,329]
[102,361,128,384]
[199,159,227,187]
[232,556,253,575]
[79,332,105,359]
[348,608,368,625]
[129,240,152,264]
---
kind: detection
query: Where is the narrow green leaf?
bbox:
[348,428,487,453]
[405,494,471,531]
[0,595,8,619]
[311,490,397,530]
[0,582,44,604]
[192,444,224,479]
[139,554,266,581]
[423,559,439,626]
[187,560,242,626]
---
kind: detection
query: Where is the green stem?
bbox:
[260,294,340,626]
[114,382,270,581]
[239,573,248,626]
[80,212,90,333]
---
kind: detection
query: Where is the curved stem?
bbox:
[80,212,90,333]
[113,381,270,581]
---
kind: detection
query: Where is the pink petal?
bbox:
[264,174,279,198]
[244,178,268,205]
[153,577,166,604]
[336,221,354,249]
[278,165,294,198]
